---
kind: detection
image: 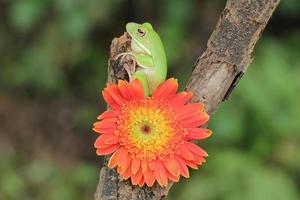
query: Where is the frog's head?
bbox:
[126,22,156,55]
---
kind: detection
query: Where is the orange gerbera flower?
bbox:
[93,78,212,187]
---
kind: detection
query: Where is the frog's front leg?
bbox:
[116,52,154,91]
[116,51,150,97]
[115,52,137,81]
[129,54,154,97]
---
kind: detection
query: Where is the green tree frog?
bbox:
[117,22,167,96]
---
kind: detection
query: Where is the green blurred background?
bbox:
[0,0,299,199]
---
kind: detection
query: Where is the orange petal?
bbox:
[178,146,194,161]
[108,150,120,169]
[143,169,156,187]
[117,148,131,174]
[94,118,117,127]
[184,159,199,169]
[94,134,117,148]
[107,84,126,104]
[96,144,119,155]
[93,127,114,135]
[141,160,148,173]
[131,168,143,185]
[102,90,119,109]
[131,79,144,99]
[165,168,180,182]
[184,128,212,140]
[148,160,156,170]
[154,160,168,187]
[193,154,206,165]
[152,78,178,100]
[93,118,117,134]
[131,157,141,175]
[103,84,126,109]
[176,103,204,119]
[163,157,180,177]
[122,164,132,180]
[183,141,208,157]
[138,177,145,187]
[181,112,210,127]
[169,91,193,108]
[104,136,119,144]
[118,80,136,100]
[94,135,108,148]
[97,110,119,120]
[179,110,207,121]
[175,156,189,178]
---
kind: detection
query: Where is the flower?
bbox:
[93,78,212,187]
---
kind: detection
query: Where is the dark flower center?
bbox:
[141,124,151,135]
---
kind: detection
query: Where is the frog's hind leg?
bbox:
[133,71,149,97]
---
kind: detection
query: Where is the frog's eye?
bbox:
[137,28,146,37]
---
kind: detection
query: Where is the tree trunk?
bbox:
[95,0,280,199]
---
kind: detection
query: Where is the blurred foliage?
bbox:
[168,151,299,200]
[0,0,299,200]
[0,152,98,200]
[168,34,300,200]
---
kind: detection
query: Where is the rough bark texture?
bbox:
[95,0,279,199]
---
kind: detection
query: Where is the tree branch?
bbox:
[95,0,279,199]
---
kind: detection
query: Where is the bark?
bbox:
[95,0,280,199]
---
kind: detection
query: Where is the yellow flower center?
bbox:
[117,98,184,160]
